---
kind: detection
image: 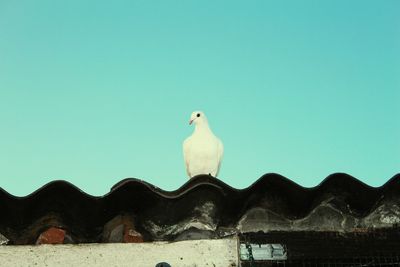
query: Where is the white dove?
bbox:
[183,111,224,178]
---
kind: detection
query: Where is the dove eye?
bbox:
[197,113,200,117]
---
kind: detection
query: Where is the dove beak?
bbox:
[189,119,193,125]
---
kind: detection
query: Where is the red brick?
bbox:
[36,227,66,245]
[123,228,144,243]
[103,215,144,243]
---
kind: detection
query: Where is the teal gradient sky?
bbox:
[0,0,399,196]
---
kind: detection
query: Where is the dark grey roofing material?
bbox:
[0,173,399,245]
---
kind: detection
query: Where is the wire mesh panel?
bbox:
[287,256,400,267]
[239,230,400,267]
[240,256,400,267]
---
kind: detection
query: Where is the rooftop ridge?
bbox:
[0,173,399,244]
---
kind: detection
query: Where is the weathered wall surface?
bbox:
[0,239,238,267]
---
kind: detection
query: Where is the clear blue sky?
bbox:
[0,0,399,196]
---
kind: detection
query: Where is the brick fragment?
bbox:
[36,227,65,245]
[103,215,144,243]
[123,228,144,243]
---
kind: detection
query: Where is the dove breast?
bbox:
[183,134,223,178]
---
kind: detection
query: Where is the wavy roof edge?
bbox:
[0,172,399,199]
[0,173,399,244]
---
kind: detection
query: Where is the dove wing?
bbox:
[215,138,224,177]
[183,138,192,178]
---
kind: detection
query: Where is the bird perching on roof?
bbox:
[183,111,224,178]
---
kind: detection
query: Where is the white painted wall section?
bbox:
[0,238,238,267]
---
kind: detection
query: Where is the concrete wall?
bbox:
[0,238,238,267]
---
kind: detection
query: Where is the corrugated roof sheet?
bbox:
[0,173,399,246]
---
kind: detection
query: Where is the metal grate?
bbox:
[240,255,400,267]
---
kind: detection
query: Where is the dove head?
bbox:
[189,111,208,127]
